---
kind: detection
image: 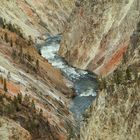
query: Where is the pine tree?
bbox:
[13,96,19,111]
[27,54,31,62]
[137,22,140,32]
[35,59,39,72]
[39,109,43,117]
[98,77,106,90]
[4,33,8,43]
[0,17,5,28]
[0,75,3,84]
[3,78,7,92]
[122,53,127,64]
[114,69,123,84]
[126,68,131,80]
[7,71,11,80]
[11,49,17,59]
[19,46,23,62]
[28,35,33,46]
[31,100,36,111]
[8,22,14,32]
[23,94,30,106]
[17,92,22,104]
[10,39,13,47]
[133,68,138,80]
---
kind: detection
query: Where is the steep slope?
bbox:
[80,24,140,140]
[0,117,31,140]
[59,0,140,76]
[0,0,74,38]
[0,10,76,140]
[0,1,140,140]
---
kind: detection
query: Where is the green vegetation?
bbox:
[11,45,40,73]
[113,69,123,84]
[125,67,131,80]
[35,59,39,72]
[3,78,7,92]
[4,32,8,43]
[11,49,17,59]
[2,18,24,38]
[137,22,140,32]
[0,17,39,75]
[28,35,33,46]
[0,17,6,28]
[0,75,3,83]
[98,77,106,91]
[0,92,56,140]
[10,39,13,47]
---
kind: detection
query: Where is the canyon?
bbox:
[59,0,140,76]
[0,0,140,140]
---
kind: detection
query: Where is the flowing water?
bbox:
[40,35,98,120]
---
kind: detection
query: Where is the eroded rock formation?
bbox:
[0,0,74,38]
[80,23,140,140]
[0,0,140,140]
[0,1,76,139]
[59,0,140,76]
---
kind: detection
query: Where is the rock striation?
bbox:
[0,0,74,38]
[59,0,140,76]
[80,22,140,140]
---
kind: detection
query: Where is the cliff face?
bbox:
[0,117,31,140]
[0,1,77,139]
[58,1,140,139]
[0,0,74,38]
[0,25,77,139]
[80,24,140,140]
[59,0,140,76]
[0,1,140,140]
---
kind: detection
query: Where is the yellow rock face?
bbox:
[59,0,140,75]
[80,29,140,140]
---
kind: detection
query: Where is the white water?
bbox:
[40,36,97,118]
[41,43,90,84]
[80,88,96,97]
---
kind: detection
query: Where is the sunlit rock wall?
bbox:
[59,0,140,76]
[0,0,75,38]
[80,22,140,140]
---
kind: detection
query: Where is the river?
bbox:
[39,35,98,120]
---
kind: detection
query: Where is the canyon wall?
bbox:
[80,24,140,140]
[0,1,77,139]
[58,1,140,139]
[0,0,74,38]
[59,0,140,76]
[0,1,140,140]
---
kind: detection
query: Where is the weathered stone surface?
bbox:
[0,0,75,38]
[80,26,140,140]
[59,0,140,76]
[0,117,31,140]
